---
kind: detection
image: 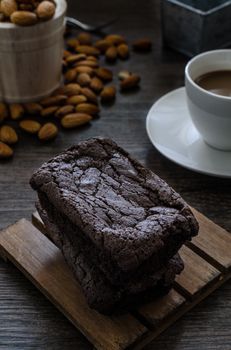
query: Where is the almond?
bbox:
[77,73,91,87]
[95,67,113,82]
[132,38,152,52]
[1,0,17,17]
[41,106,59,117]
[120,74,141,90]
[117,43,129,59]
[76,103,99,115]
[61,113,92,129]
[94,39,111,53]
[67,95,87,105]
[40,95,67,107]
[38,122,58,141]
[10,104,24,120]
[90,77,104,93]
[66,53,86,65]
[75,59,99,68]
[24,102,43,115]
[63,50,71,59]
[64,69,77,83]
[87,56,98,62]
[20,120,41,134]
[75,66,94,76]
[36,1,55,21]
[66,38,79,49]
[81,87,98,104]
[55,105,75,118]
[105,34,126,46]
[118,70,131,80]
[0,141,13,159]
[58,83,81,96]
[76,45,100,57]
[0,13,5,21]
[0,103,8,123]
[10,11,38,26]
[62,59,67,68]
[77,32,92,45]
[100,86,116,103]
[105,46,117,62]
[0,125,18,144]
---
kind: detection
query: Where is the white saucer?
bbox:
[146,87,231,178]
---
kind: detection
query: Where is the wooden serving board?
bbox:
[0,208,231,350]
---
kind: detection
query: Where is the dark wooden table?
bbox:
[0,1,231,349]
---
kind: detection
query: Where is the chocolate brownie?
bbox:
[37,202,183,314]
[37,191,184,290]
[30,137,198,279]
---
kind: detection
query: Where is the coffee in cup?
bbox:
[195,70,231,97]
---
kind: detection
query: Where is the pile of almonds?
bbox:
[0,0,56,25]
[0,31,152,159]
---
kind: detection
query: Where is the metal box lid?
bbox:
[162,0,231,56]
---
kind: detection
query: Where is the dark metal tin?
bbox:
[162,0,231,57]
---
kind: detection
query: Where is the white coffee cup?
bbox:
[185,50,231,151]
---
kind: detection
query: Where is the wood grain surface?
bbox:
[175,246,220,297]
[0,0,231,349]
[189,209,231,271]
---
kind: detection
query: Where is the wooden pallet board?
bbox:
[0,209,230,350]
[188,208,231,271]
[0,219,147,350]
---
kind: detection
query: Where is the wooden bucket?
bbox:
[0,0,67,103]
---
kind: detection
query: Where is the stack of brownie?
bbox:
[30,138,198,314]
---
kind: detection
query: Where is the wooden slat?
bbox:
[189,209,231,271]
[175,245,221,297]
[32,211,47,236]
[137,289,185,327]
[132,270,231,350]
[0,219,147,350]
[0,245,8,262]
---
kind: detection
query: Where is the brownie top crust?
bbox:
[30,137,199,272]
